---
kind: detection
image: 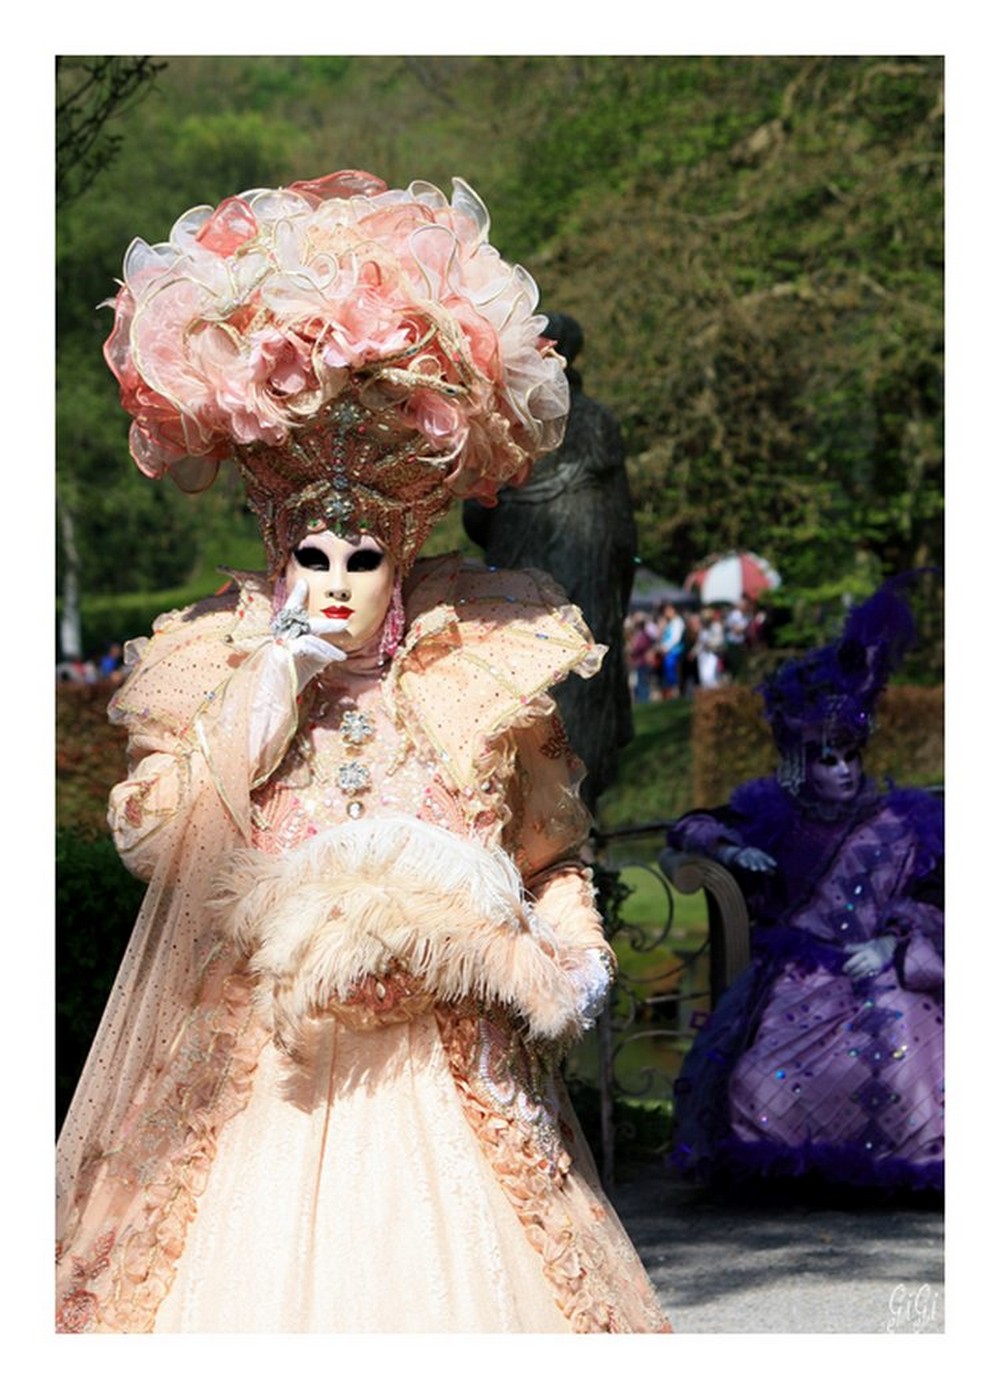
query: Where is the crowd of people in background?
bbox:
[67,606,768,704]
[55,641,125,686]
[626,597,766,702]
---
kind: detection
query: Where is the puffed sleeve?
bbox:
[881,794,945,993]
[106,591,302,880]
[503,712,615,1021]
[667,809,744,859]
[887,878,944,992]
[107,727,198,881]
[896,928,944,992]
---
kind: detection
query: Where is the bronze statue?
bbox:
[464,313,637,806]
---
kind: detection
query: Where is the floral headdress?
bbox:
[760,577,919,792]
[103,169,569,572]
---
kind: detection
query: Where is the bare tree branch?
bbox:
[56,56,166,206]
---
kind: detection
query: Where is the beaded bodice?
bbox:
[249,665,464,853]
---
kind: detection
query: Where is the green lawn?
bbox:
[617,863,707,944]
[596,700,697,829]
[593,697,709,1005]
[570,710,710,1160]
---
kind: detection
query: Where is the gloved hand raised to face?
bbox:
[270,577,350,692]
[244,579,350,776]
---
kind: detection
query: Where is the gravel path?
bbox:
[611,1162,944,1334]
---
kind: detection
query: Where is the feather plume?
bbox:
[210,815,583,1050]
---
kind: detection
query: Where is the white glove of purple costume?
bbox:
[843,935,897,979]
[718,843,778,874]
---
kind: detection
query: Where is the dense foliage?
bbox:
[56,56,166,206]
[56,55,943,665]
[56,679,129,835]
[56,830,145,1125]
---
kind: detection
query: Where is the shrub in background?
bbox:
[56,681,129,836]
[691,684,943,807]
[56,831,145,1128]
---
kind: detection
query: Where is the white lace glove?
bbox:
[843,935,897,979]
[247,579,348,775]
[564,947,614,1028]
[718,843,778,873]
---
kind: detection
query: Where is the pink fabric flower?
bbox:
[403,389,467,450]
[444,295,501,381]
[195,196,259,256]
[288,170,388,203]
[249,327,313,397]
[103,170,569,490]
[318,284,418,370]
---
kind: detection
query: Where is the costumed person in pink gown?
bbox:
[667,579,943,1192]
[55,169,671,1333]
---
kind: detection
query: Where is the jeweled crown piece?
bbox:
[236,391,457,573]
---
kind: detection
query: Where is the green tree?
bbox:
[55,56,944,670]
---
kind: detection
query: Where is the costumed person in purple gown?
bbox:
[667,579,943,1191]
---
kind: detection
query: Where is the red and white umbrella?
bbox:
[684,551,781,605]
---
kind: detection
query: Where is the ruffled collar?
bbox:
[223,556,603,819]
[383,552,602,811]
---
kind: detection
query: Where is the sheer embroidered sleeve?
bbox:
[504,713,615,1022]
[106,579,301,878]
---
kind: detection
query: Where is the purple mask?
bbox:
[805,745,864,803]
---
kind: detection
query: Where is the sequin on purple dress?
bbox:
[669,778,944,1191]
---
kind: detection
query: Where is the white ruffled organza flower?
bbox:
[103,170,568,500]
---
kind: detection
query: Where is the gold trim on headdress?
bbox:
[236,391,457,573]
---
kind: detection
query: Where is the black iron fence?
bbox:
[572,821,749,1189]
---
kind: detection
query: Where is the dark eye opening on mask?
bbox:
[817,745,861,766]
[347,549,384,573]
[293,546,329,571]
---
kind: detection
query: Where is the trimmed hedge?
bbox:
[691,684,944,807]
[56,681,130,837]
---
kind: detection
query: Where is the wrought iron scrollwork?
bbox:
[581,821,748,1187]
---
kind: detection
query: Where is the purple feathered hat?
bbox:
[761,577,920,792]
